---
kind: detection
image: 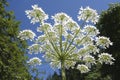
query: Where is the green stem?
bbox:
[65,30,92,57]
[61,61,66,80]
[64,18,87,54]
[64,28,80,53]
[60,24,63,53]
[45,28,61,56]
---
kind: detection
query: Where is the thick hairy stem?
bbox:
[61,61,66,80]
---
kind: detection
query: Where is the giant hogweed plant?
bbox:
[18,5,115,80]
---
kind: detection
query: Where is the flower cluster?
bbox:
[25,4,48,24]
[28,44,41,54]
[77,64,90,73]
[27,57,42,66]
[96,36,113,49]
[18,29,36,41]
[83,55,96,64]
[78,6,99,24]
[84,25,100,36]
[19,4,115,74]
[98,53,115,65]
[52,12,72,25]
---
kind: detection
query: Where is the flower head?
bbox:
[65,20,79,31]
[84,25,100,36]
[27,57,42,66]
[77,64,90,73]
[37,23,52,32]
[78,6,99,24]
[25,4,48,24]
[83,55,96,64]
[98,53,115,65]
[28,44,41,54]
[96,36,113,49]
[18,29,36,41]
[85,44,99,54]
[52,12,71,25]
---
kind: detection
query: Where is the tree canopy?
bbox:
[0,0,31,79]
[96,3,120,80]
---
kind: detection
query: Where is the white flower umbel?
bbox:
[28,44,41,54]
[83,55,96,67]
[96,36,113,49]
[52,12,71,25]
[77,64,90,73]
[27,57,42,66]
[78,6,99,24]
[65,20,79,31]
[37,23,52,32]
[21,4,115,80]
[98,53,115,65]
[18,29,36,41]
[85,44,99,54]
[84,25,100,36]
[25,4,48,24]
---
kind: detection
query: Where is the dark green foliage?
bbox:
[46,68,82,80]
[84,63,111,80]
[66,68,81,80]
[46,64,107,80]
[96,3,120,80]
[47,72,61,80]
[0,0,31,80]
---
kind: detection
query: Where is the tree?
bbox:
[19,5,115,80]
[96,3,120,80]
[0,0,31,79]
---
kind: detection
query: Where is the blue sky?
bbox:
[7,0,120,80]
